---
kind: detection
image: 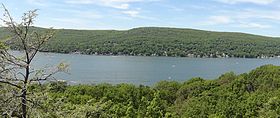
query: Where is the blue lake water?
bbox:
[26,52,280,85]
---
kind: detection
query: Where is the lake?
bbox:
[26,52,280,85]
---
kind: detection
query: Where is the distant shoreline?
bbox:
[34,50,280,59]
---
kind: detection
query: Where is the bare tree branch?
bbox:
[0,80,21,89]
[0,4,65,118]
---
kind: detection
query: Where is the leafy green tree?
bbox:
[154,80,181,104]
[146,91,167,118]
[259,97,280,117]
[125,101,136,118]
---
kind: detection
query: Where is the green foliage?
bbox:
[146,91,167,118]
[154,81,181,104]
[2,65,280,117]
[48,81,68,93]
[0,41,7,49]
[2,27,280,58]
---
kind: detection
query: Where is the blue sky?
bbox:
[1,0,280,36]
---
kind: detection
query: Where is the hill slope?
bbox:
[2,65,280,117]
[2,27,280,58]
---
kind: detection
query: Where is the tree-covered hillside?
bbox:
[2,27,280,58]
[2,65,280,117]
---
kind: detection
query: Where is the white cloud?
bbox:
[121,9,153,20]
[215,0,275,5]
[241,9,280,21]
[26,0,49,6]
[65,0,153,9]
[47,17,92,29]
[114,3,130,9]
[51,18,86,24]
[120,9,157,20]
[217,8,280,22]
[122,10,139,17]
[81,12,103,19]
[238,22,271,28]
[244,23,271,29]
[62,9,103,19]
[206,16,232,25]
[202,14,271,29]
[65,0,160,20]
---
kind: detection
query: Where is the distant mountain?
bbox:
[1,27,280,58]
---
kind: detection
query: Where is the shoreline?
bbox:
[39,50,280,59]
[11,50,280,59]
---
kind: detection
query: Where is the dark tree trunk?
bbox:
[22,62,30,118]
[21,88,27,118]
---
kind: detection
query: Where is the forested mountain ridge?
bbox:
[1,27,280,58]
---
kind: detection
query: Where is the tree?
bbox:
[0,4,68,118]
[146,91,167,117]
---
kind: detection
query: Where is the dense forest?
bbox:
[1,65,280,117]
[2,27,280,58]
